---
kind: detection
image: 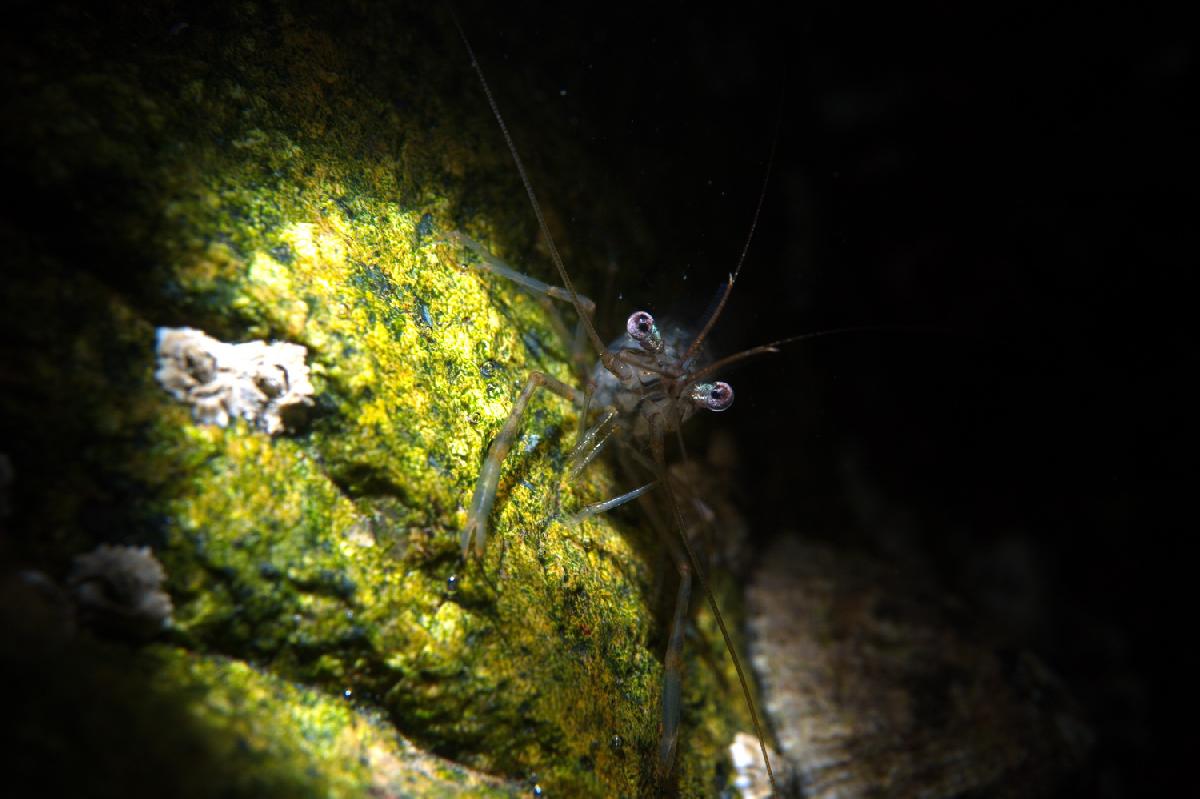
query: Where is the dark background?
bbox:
[451,2,1193,795]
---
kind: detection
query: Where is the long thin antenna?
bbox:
[683,109,782,362]
[655,451,778,793]
[450,11,608,359]
[688,324,942,385]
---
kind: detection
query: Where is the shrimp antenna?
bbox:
[689,324,950,385]
[450,11,608,359]
[654,453,779,792]
[683,105,782,362]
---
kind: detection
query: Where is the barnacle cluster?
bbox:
[67,544,173,638]
[155,327,314,435]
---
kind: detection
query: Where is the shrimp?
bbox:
[448,12,793,794]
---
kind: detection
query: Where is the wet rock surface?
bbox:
[0,2,751,795]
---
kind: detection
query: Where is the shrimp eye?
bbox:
[626,311,655,340]
[692,381,734,412]
[626,310,662,352]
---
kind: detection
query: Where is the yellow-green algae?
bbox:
[1,615,524,799]
[156,646,523,798]
[0,2,756,795]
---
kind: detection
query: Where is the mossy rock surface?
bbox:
[0,2,752,796]
[3,631,524,799]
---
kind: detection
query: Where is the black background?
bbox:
[451,2,1193,795]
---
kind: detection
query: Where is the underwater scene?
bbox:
[1,1,1187,797]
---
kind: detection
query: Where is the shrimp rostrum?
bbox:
[451,17,781,794]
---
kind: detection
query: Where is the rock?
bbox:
[0,2,749,795]
[747,536,1092,798]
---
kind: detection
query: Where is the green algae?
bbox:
[3,627,524,798]
[152,646,526,798]
[0,2,754,795]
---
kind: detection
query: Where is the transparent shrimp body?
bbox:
[590,311,734,443]
[456,284,734,557]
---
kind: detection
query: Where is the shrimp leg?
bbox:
[566,406,619,480]
[448,231,597,372]
[565,480,656,527]
[658,559,691,778]
[646,415,779,791]
[462,371,583,556]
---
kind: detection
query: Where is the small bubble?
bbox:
[610,734,623,752]
[532,785,543,797]
[446,574,459,593]
[342,689,352,699]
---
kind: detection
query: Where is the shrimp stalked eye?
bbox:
[626,310,663,352]
[691,381,734,412]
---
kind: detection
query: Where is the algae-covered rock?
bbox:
[0,594,523,799]
[0,2,752,795]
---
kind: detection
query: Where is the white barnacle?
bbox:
[68,544,173,638]
[155,326,314,435]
